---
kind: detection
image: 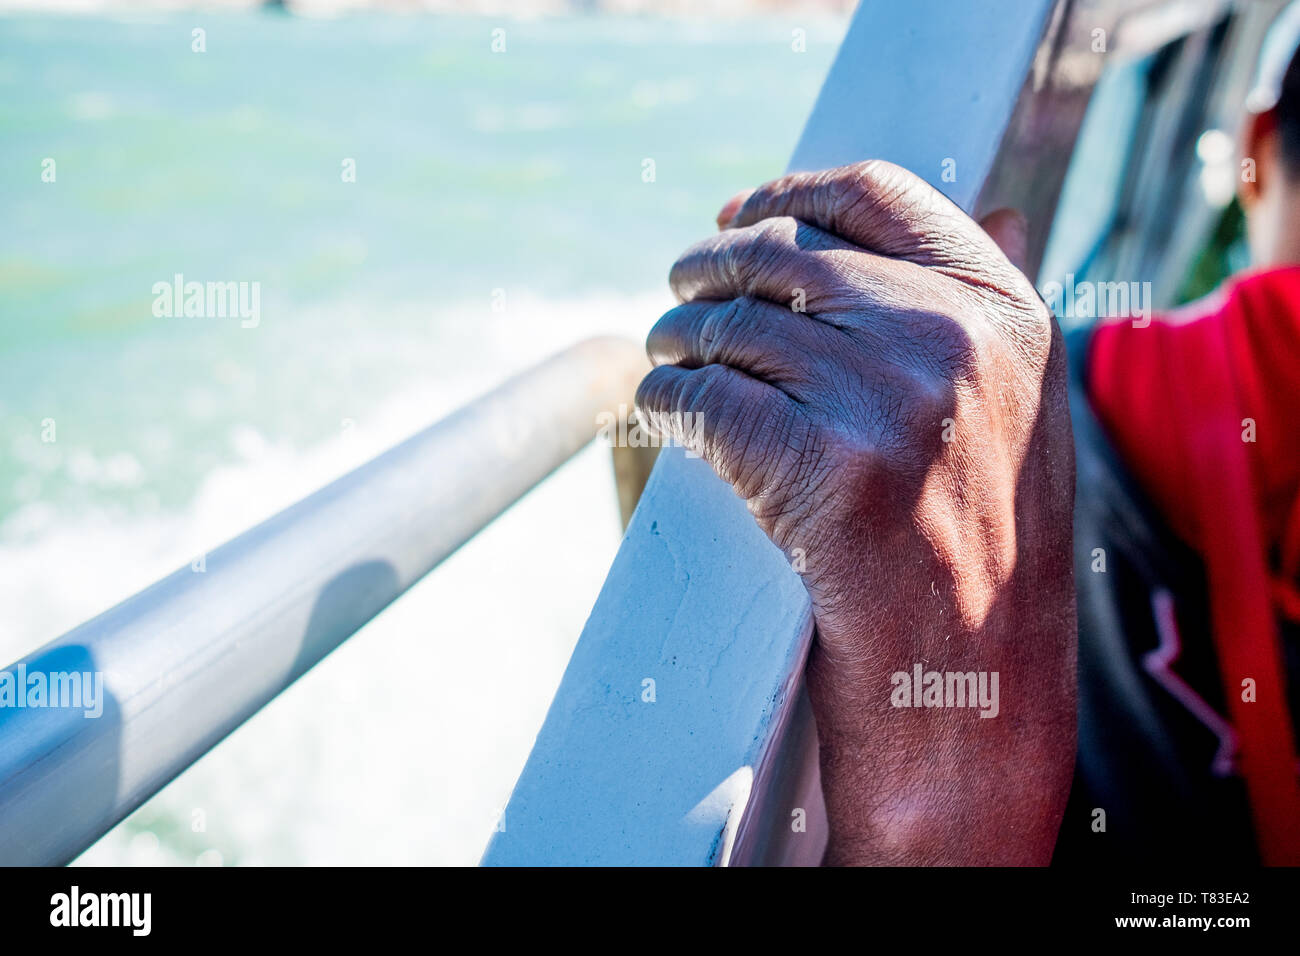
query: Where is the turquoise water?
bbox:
[0,11,845,865]
[1,12,840,524]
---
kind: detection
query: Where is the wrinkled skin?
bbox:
[635,161,1077,865]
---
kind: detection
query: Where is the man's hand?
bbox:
[635,160,1076,865]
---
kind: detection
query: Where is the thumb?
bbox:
[977,207,1029,273]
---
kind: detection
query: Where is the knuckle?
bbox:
[697,298,743,353]
[825,160,911,241]
[754,214,798,241]
[724,219,794,292]
[904,370,953,427]
[837,159,900,205]
[852,158,915,196]
[742,216,797,261]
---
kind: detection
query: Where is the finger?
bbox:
[668,215,912,313]
[716,188,755,230]
[976,207,1029,273]
[647,297,830,402]
[634,362,797,502]
[726,159,994,268]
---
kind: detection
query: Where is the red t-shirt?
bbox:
[1086,265,1300,863]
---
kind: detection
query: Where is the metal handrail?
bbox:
[0,336,648,866]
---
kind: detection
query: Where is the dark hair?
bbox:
[1278,44,1300,174]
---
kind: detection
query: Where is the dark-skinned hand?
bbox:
[636,160,1076,865]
